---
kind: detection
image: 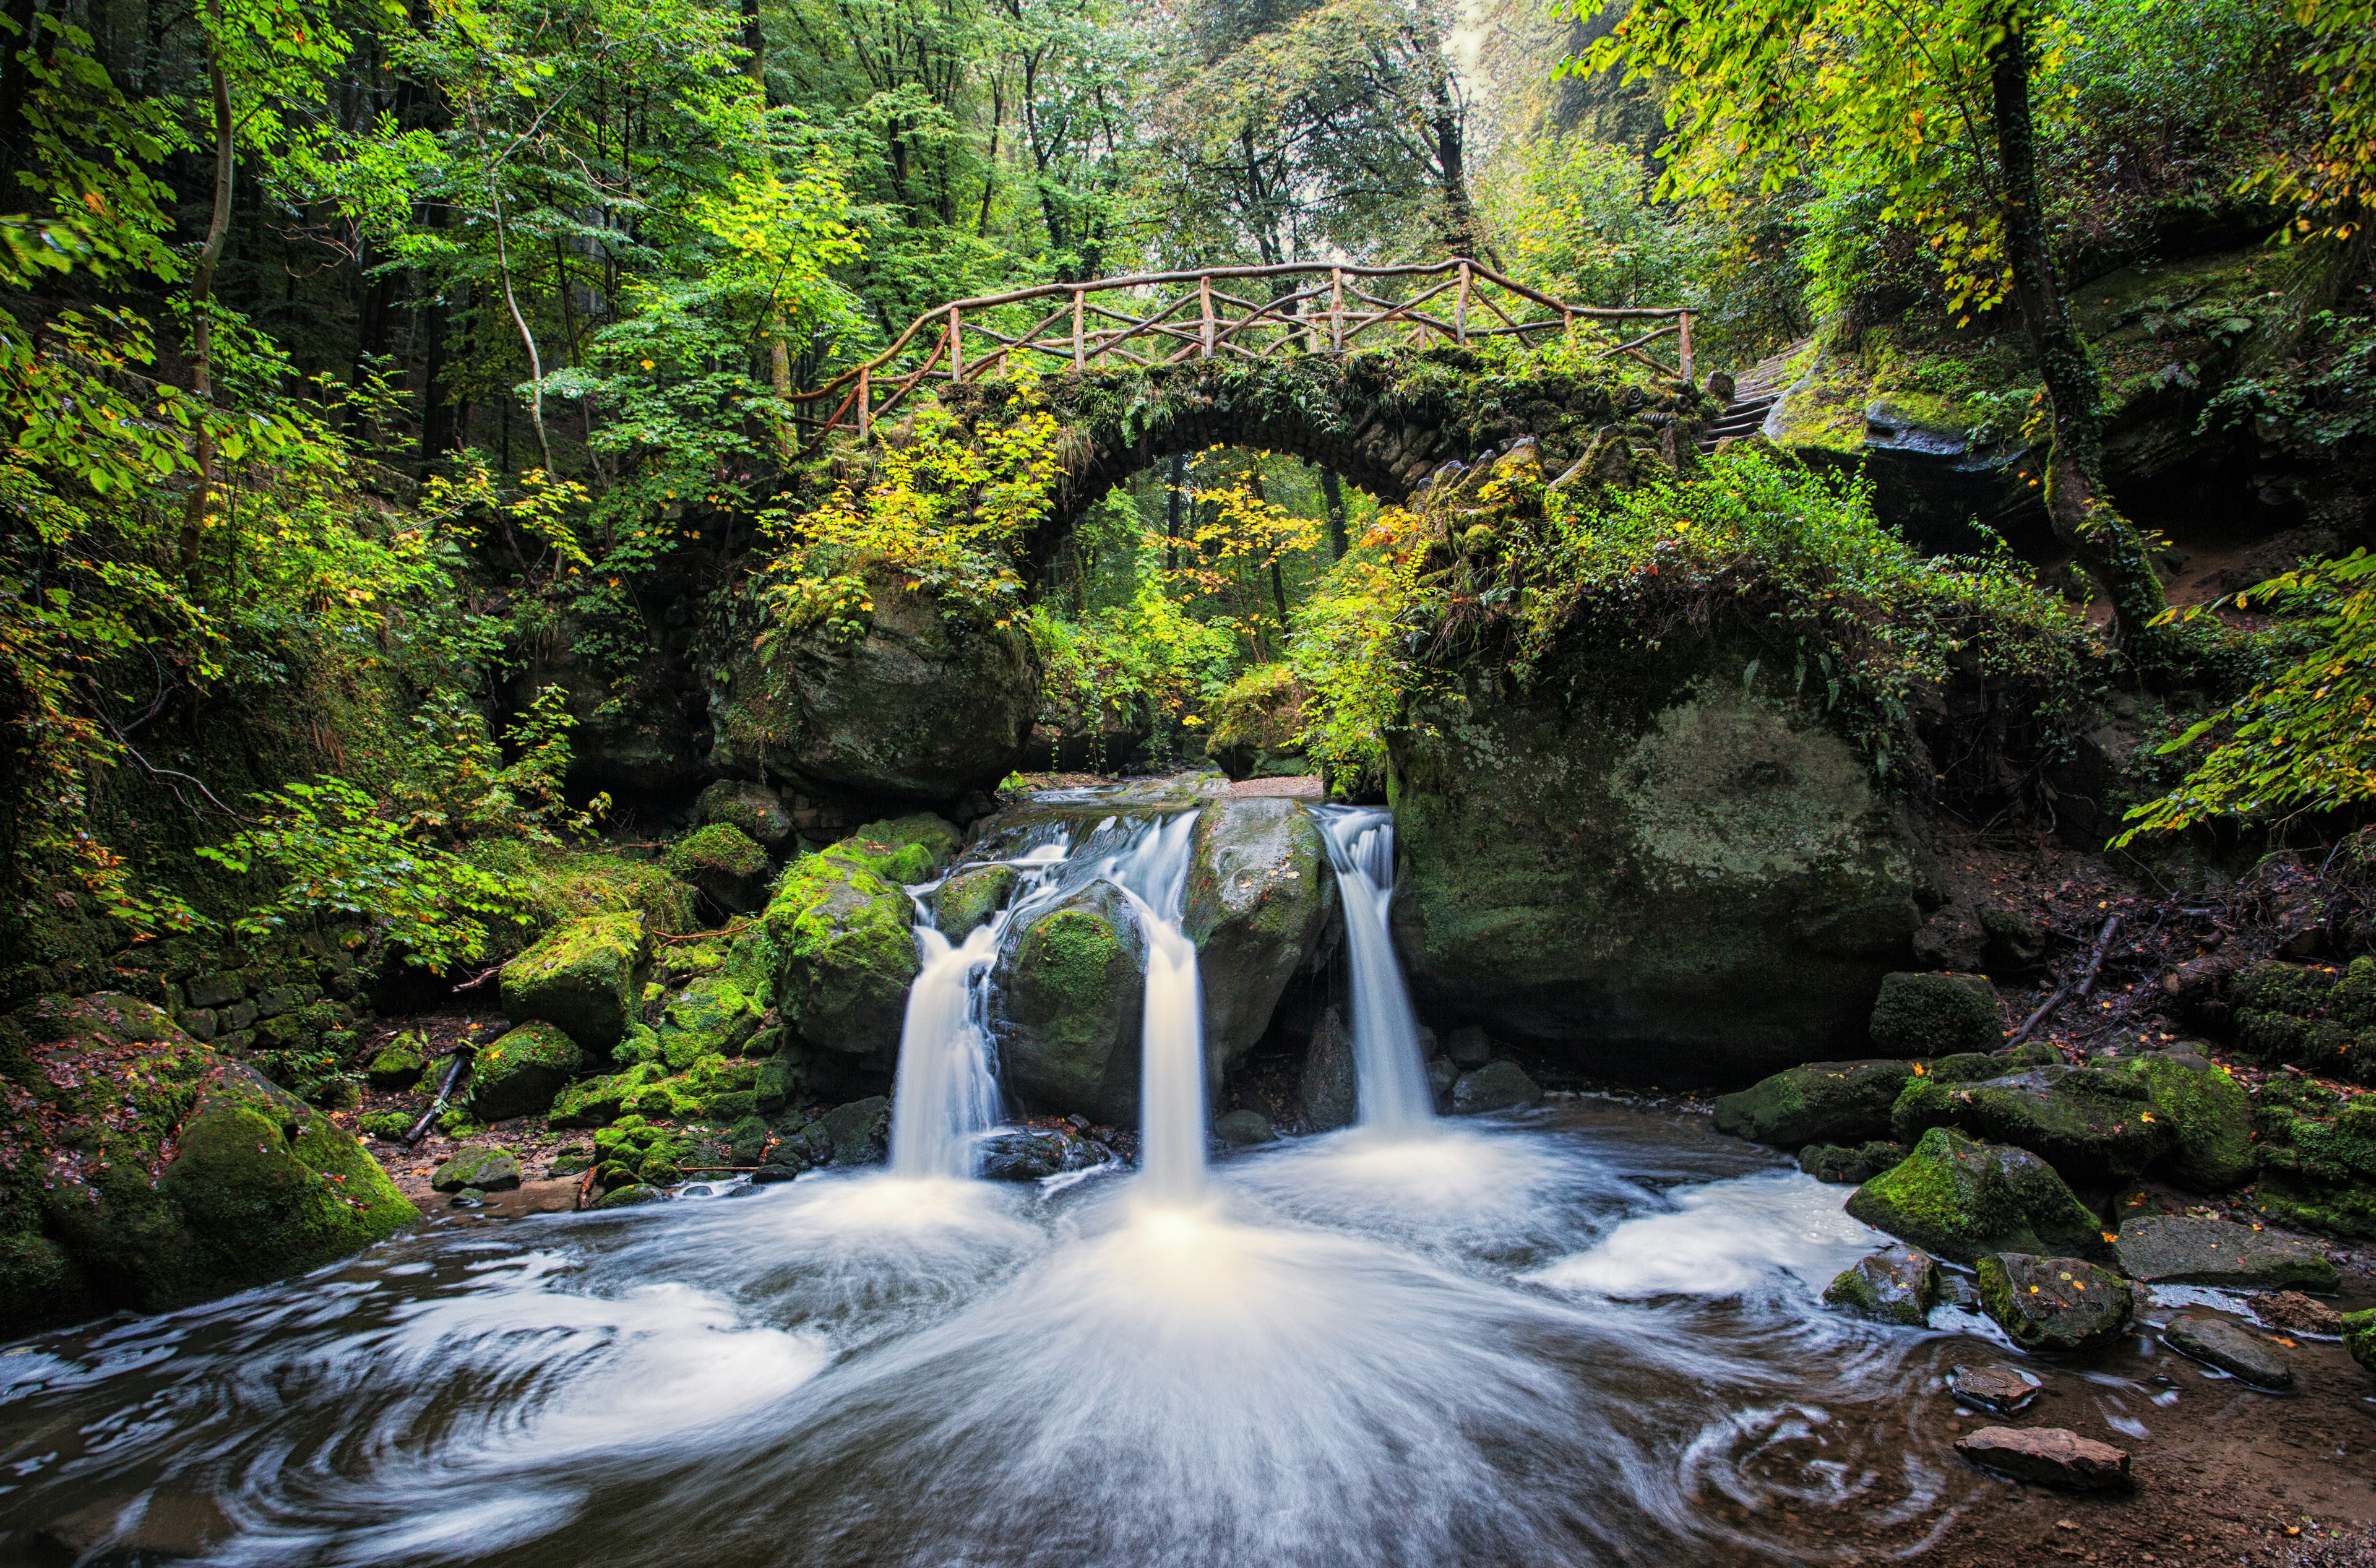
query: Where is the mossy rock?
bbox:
[663,823,774,914]
[2115,1049,2257,1191]
[499,913,653,1052]
[1000,884,1145,1124]
[760,837,920,1064]
[356,1110,415,1141]
[466,1022,585,1122]
[431,1147,522,1193]
[1889,1064,2174,1189]
[934,863,1017,940]
[794,1095,891,1168]
[1714,1059,1914,1148]
[2343,1308,2375,1377]
[364,1031,429,1090]
[593,1184,667,1210]
[1976,1253,2132,1352]
[1801,1140,1909,1184]
[0,994,416,1332]
[1823,1244,1940,1326]
[2234,958,2376,1082]
[1844,1127,2104,1265]
[2252,1086,2376,1239]
[1870,972,2000,1056]
[655,973,765,1067]
[1184,799,1334,1069]
[592,1116,692,1188]
[698,778,794,851]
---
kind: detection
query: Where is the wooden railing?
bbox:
[791,259,1695,441]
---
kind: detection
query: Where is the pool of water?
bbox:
[0,1100,2127,1566]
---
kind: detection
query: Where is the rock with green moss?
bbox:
[1870,972,2000,1056]
[431,1147,521,1193]
[1844,1127,2104,1265]
[796,1095,892,1167]
[934,863,1017,939]
[1801,1140,1909,1184]
[357,1110,415,1141]
[364,1031,429,1090]
[592,1117,692,1189]
[594,1183,667,1210]
[663,823,773,913]
[2342,1309,2375,1377]
[499,913,653,1052]
[2113,1048,2257,1191]
[1387,634,1931,1081]
[1823,1244,1940,1326]
[1000,885,1145,1124]
[2252,1082,2376,1238]
[0,994,416,1333]
[655,973,765,1067]
[2233,958,2376,1082]
[466,1022,585,1122]
[1715,1059,1916,1148]
[1185,799,1335,1069]
[1976,1253,2132,1352]
[760,838,921,1069]
[698,778,794,851]
[1890,1064,2175,1189]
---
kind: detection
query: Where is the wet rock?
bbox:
[978,1127,1111,1180]
[1844,1127,2103,1265]
[500,913,653,1052]
[2162,1312,2294,1389]
[2250,1291,2343,1337]
[800,1095,892,1168]
[1300,1005,1357,1132]
[1444,1025,1494,1067]
[663,823,774,914]
[1184,798,1334,1068]
[1890,1063,2176,1189]
[1715,1059,1915,1148]
[934,863,1017,940]
[431,1147,522,1194]
[2116,1048,2257,1192]
[2343,1309,2375,1375]
[1947,1363,2041,1415]
[1822,1244,1940,1325]
[465,1022,585,1122]
[1870,972,2000,1055]
[1000,882,1146,1126]
[1426,1056,1458,1112]
[1977,1253,2133,1352]
[1954,1426,2130,1490]
[548,1146,595,1179]
[593,1183,667,1209]
[1800,1140,1909,1184]
[1452,1061,1542,1115]
[762,831,929,1068]
[2114,1214,2337,1290]
[1213,1109,1277,1147]
[698,778,794,851]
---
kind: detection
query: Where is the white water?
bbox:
[888,842,1070,1180]
[1104,811,1207,1203]
[1312,806,1434,1131]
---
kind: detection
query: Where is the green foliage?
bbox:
[1028,588,1238,746]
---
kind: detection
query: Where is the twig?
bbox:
[2005,914,2122,1046]
[654,918,753,945]
[450,963,504,993]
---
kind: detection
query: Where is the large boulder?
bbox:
[0,995,416,1332]
[2344,1309,2376,1376]
[708,576,1039,807]
[662,823,774,914]
[934,863,1017,940]
[466,1022,585,1122]
[698,778,795,851]
[759,826,952,1070]
[1845,1127,2104,1264]
[1869,972,2000,1055]
[1714,1059,1915,1148]
[1184,798,1335,1067]
[2114,1214,2336,1290]
[1299,1004,1356,1132]
[997,883,1146,1124]
[1823,1244,1940,1326]
[1976,1253,2132,1351]
[1890,1064,2177,1189]
[2252,1081,2376,1238]
[500,913,653,1052]
[2115,1048,2257,1191]
[1387,644,1930,1082]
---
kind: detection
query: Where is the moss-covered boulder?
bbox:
[0,994,416,1332]
[2114,1213,2336,1290]
[592,1116,693,1189]
[1890,1064,2176,1189]
[364,1031,429,1090]
[1844,1127,2104,1264]
[1823,1244,1940,1326]
[2343,1308,2375,1377]
[2232,958,2376,1082]
[431,1147,522,1193]
[1387,640,1930,1081]
[2252,1081,2376,1238]
[663,823,773,914]
[499,913,653,1052]
[934,863,1017,940]
[1870,972,2000,1055]
[1715,1059,1915,1148]
[698,778,794,851]
[465,1022,585,1123]
[760,837,922,1070]
[1801,1140,1909,1184]
[1185,799,1334,1068]
[707,574,1039,806]
[794,1095,892,1168]
[655,973,766,1066]
[998,884,1145,1124]
[1976,1253,2132,1352]
[2116,1049,2257,1191]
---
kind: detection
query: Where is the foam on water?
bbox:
[1530,1170,1880,1299]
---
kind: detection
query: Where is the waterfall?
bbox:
[887,840,1068,1180]
[1106,810,1207,1202]
[1312,806,1434,1131]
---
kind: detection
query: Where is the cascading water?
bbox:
[887,842,1069,1180]
[1311,805,1434,1131]
[1101,810,1205,1201]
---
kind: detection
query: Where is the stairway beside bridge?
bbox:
[1698,341,1807,453]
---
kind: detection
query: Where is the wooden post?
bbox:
[1072,289,1085,369]
[1678,310,1694,384]
[1562,307,1575,343]
[1455,261,1470,347]
[856,365,870,439]
[1330,269,1344,353]
[1199,276,1214,359]
[949,308,963,382]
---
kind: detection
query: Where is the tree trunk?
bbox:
[740,0,764,92]
[1165,452,1184,572]
[176,9,234,586]
[1321,468,1347,559]
[1988,11,2169,660]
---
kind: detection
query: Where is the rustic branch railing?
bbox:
[789,258,1694,441]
